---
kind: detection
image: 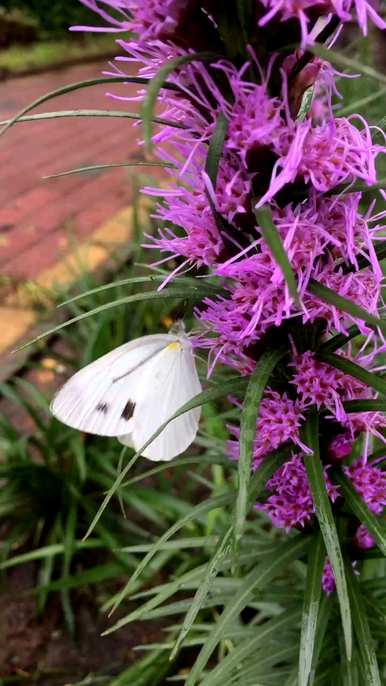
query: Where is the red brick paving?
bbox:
[0,60,155,284]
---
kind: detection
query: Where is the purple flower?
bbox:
[256,453,339,531]
[258,0,386,47]
[344,460,386,514]
[322,559,336,595]
[228,390,306,469]
[354,523,375,550]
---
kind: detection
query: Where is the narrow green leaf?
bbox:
[309,44,386,86]
[108,494,234,616]
[317,352,386,396]
[13,286,215,352]
[255,206,299,303]
[0,109,185,129]
[303,412,352,659]
[298,532,325,686]
[205,112,229,186]
[334,473,386,556]
[58,274,223,307]
[0,76,180,138]
[235,347,287,547]
[43,161,173,179]
[342,399,386,413]
[201,609,301,686]
[186,536,308,686]
[35,563,124,592]
[0,540,101,570]
[308,280,386,334]
[318,325,360,354]
[170,528,232,659]
[346,565,381,686]
[141,52,220,151]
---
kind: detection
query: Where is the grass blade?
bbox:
[318,325,360,354]
[334,473,386,556]
[201,608,301,686]
[346,565,381,686]
[141,52,219,151]
[186,535,308,686]
[234,346,287,548]
[298,532,325,686]
[43,161,173,179]
[13,285,216,352]
[205,112,229,185]
[303,411,352,659]
[255,206,299,303]
[317,352,386,396]
[170,527,232,659]
[0,76,180,138]
[0,109,185,129]
[107,494,234,616]
[308,280,386,334]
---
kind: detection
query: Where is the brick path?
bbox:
[0,61,145,283]
[0,60,162,366]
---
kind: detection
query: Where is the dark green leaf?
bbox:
[303,412,352,659]
[334,473,386,556]
[142,52,220,151]
[342,399,386,413]
[170,527,232,659]
[318,325,360,354]
[235,347,287,547]
[255,206,299,303]
[346,565,381,686]
[186,536,309,686]
[317,352,386,396]
[308,280,386,334]
[299,532,325,686]
[205,112,229,186]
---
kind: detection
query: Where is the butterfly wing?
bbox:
[50,334,173,436]
[119,340,202,461]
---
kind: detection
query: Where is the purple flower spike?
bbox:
[344,460,386,514]
[256,454,339,531]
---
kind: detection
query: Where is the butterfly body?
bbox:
[51,330,202,461]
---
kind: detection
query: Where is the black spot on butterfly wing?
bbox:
[96,402,109,414]
[121,400,136,420]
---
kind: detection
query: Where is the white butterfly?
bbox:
[50,324,202,462]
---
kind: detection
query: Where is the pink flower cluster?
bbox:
[256,453,339,530]
[79,0,386,581]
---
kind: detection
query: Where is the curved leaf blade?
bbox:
[308,280,386,334]
[255,206,299,303]
[205,112,229,186]
[303,412,352,659]
[334,473,386,556]
[298,532,325,686]
[235,346,287,547]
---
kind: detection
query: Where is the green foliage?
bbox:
[2,0,95,38]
